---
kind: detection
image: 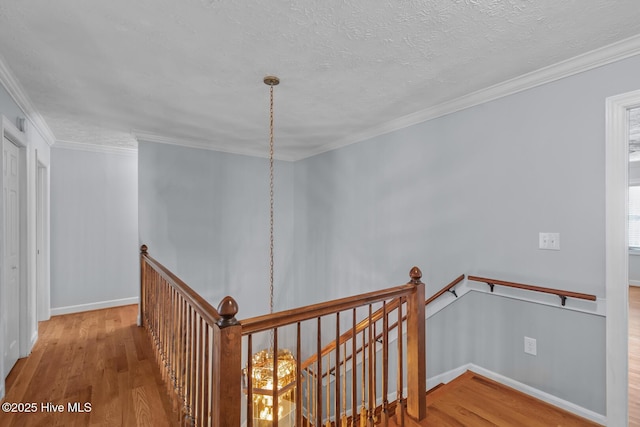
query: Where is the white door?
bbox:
[3,136,20,378]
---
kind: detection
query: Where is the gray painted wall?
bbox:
[427,291,605,414]
[137,55,640,415]
[292,55,640,414]
[138,141,295,320]
[50,147,138,310]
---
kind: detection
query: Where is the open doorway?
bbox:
[36,154,50,322]
[628,106,640,425]
[605,89,640,426]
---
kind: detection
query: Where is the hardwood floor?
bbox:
[0,303,617,426]
[631,286,640,427]
[0,305,176,427]
[418,371,601,427]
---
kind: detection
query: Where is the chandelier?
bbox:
[243,76,298,427]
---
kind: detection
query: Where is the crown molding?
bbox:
[133,130,296,162]
[0,53,56,146]
[296,34,640,161]
[53,140,137,156]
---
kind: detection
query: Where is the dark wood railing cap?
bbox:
[217,296,239,327]
[410,266,422,283]
[140,244,148,254]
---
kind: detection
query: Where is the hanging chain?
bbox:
[268,82,275,317]
[264,77,279,354]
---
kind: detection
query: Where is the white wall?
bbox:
[50,145,138,313]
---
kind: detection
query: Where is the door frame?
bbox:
[36,151,50,322]
[0,116,27,392]
[605,89,640,426]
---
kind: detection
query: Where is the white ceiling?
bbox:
[1,1,640,160]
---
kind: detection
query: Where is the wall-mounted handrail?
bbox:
[425,274,465,305]
[467,275,596,306]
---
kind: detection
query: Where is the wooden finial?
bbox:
[410,266,422,283]
[217,296,239,327]
[140,244,148,254]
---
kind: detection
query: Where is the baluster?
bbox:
[176,291,182,414]
[368,304,374,427]
[326,353,331,427]
[247,334,253,427]
[382,301,389,427]
[372,314,377,426]
[204,323,212,427]
[188,307,196,424]
[296,322,302,427]
[312,368,316,426]
[169,288,176,393]
[352,309,357,427]
[397,297,404,427]
[162,278,167,383]
[308,367,313,425]
[342,342,347,427]
[197,316,204,426]
[360,328,366,427]
[274,328,279,427]
[316,318,322,427]
[335,312,341,427]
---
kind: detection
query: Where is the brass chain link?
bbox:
[268,82,275,317]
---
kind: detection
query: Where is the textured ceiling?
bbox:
[1,1,640,160]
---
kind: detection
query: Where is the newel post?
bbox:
[212,296,242,427]
[406,266,427,421]
[139,245,148,327]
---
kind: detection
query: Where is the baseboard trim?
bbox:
[30,330,38,351]
[426,364,471,391]
[50,297,139,316]
[629,280,640,287]
[463,364,606,425]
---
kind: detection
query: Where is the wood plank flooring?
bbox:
[417,371,601,427]
[0,305,176,427]
[1,302,624,426]
[631,285,640,427]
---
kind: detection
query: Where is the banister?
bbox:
[467,275,596,306]
[240,283,416,335]
[141,246,221,324]
[304,273,466,372]
[141,251,428,425]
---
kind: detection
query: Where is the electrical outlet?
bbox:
[539,232,560,250]
[524,336,537,356]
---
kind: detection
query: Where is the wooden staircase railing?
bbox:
[140,245,242,427]
[140,245,427,427]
